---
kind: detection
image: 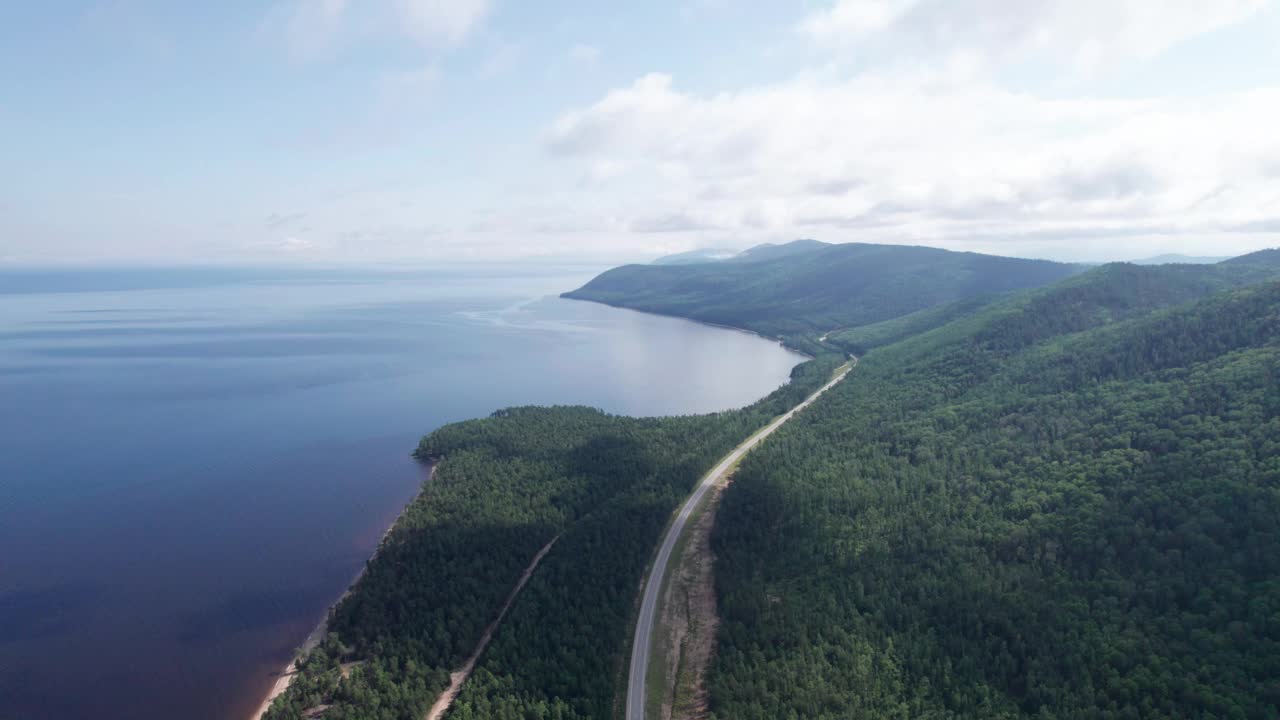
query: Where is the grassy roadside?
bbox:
[642,359,853,720]
[625,413,776,720]
[644,474,733,720]
[614,356,851,720]
[612,428,767,719]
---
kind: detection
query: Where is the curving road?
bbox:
[625,360,854,720]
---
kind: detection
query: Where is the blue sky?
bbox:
[3,0,1279,265]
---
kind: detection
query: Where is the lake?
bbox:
[0,266,804,720]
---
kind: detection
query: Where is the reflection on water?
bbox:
[0,266,804,720]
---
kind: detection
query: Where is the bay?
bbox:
[0,266,803,720]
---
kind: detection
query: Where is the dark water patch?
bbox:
[0,664,83,719]
[0,267,804,720]
[0,364,61,377]
[0,583,104,644]
[178,588,319,645]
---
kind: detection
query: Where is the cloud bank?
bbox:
[542,0,1280,260]
[799,0,1268,69]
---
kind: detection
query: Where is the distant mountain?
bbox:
[726,239,831,264]
[564,242,1084,339]
[1222,247,1280,267]
[1131,253,1229,265]
[651,240,831,266]
[650,248,738,265]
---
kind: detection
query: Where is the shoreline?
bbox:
[246,306,810,719]
[558,293,814,359]
[247,463,436,720]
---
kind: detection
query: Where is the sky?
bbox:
[2,0,1279,266]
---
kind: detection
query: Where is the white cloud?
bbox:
[630,211,714,234]
[237,0,1278,264]
[269,0,348,60]
[568,43,601,65]
[477,39,523,78]
[394,0,491,48]
[280,236,314,251]
[375,64,440,100]
[799,0,1269,70]
[544,71,1280,257]
[267,0,489,58]
[800,0,915,38]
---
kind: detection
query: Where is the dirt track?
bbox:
[424,536,560,720]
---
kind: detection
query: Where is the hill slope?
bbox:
[828,260,1280,355]
[1132,253,1229,265]
[564,242,1083,338]
[706,270,1280,719]
[1222,247,1280,267]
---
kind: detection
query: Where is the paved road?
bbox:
[625,361,854,720]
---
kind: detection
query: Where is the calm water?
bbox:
[0,266,803,720]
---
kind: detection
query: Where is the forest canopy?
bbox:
[707,268,1280,719]
[268,245,1280,719]
[262,356,844,720]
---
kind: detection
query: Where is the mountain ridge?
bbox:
[566,241,1085,340]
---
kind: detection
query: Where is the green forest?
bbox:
[707,262,1280,719]
[562,241,1082,337]
[266,241,1280,720]
[262,356,844,720]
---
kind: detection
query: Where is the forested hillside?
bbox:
[265,244,1280,720]
[262,356,844,720]
[1222,248,1280,266]
[825,294,1001,355]
[827,260,1280,357]
[563,242,1082,339]
[705,270,1280,718]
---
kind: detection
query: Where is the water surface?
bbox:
[0,266,804,720]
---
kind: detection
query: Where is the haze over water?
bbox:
[0,266,804,720]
